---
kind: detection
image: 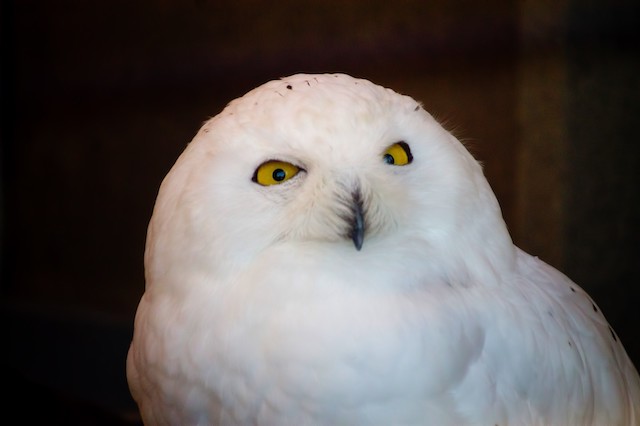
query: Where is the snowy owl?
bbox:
[127,73,640,425]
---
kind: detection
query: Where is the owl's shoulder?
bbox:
[460,247,640,424]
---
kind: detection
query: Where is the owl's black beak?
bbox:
[350,190,365,251]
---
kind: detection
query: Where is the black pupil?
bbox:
[383,153,395,164]
[272,168,287,181]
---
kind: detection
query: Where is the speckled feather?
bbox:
[127,73,640,425]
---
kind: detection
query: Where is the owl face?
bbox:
[149,74,511,284]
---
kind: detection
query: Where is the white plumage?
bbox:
[127,73,640,425]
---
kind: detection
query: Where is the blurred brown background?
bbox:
[1,0,638,423]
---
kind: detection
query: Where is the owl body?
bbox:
[127,74,640,425]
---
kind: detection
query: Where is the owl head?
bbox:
[145,73,514,289]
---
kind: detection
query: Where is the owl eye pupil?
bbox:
[383,153,395,164]
[272,169,287,181]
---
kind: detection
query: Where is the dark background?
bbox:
[1,0,638,423]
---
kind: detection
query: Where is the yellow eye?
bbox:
[252,160,301,186]
[383,141,413,166]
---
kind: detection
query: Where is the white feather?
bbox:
[127,73,640,425]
